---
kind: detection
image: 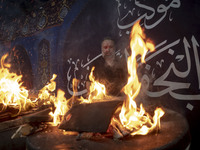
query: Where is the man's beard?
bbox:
[103,52,115,59]
[103,54,115,67]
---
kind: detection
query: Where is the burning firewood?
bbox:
[110,117,130,140]
[0,107,52,132]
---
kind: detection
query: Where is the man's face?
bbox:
[101,39,115,59]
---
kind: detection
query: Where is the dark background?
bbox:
[0,0,200,149]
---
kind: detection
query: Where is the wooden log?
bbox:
[0,112,12,122]
[0,102,53,122]
[110,117,130,139]
[0,107,52,132]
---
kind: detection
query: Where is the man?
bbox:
[87,37,128,96]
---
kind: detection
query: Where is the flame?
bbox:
[119,21,164,135]
[0,52,65,125]
[0,52,70,126]
[38,74,70,126]
[38,74,57,104]
[49,89,70,126]
[50,66,108,125]
[49,78,81,126]
[0,52,71,125]
[0,53,59,117]
[79,67,107,103]
[0,54,34,114]
[88,67,106,102]
[0,21,164,131]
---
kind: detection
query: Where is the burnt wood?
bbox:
[0,107,52,132]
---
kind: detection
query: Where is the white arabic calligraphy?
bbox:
[66,50,122,96]
[66,55,91,96]
[141,36,200,100]
[192,36,200,89]
[116,0,181,36]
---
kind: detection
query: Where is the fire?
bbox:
[0,21,164,134]
[50,78,81,126]
[50,70,106,126]
[0,51,73,126]
[0,54,34,114]
[49,89,70,126]
[79,67,107,103]
[38,74,57,104]
[118,21,164,135]
[88,67,106,102]
[0,53,59,120]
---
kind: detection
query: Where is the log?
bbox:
[0,102,53,122]
[0,112,12,122]
[111,117,130,139]
[0,107,52,132]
